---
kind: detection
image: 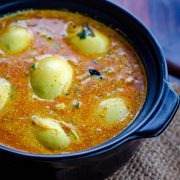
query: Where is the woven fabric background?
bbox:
[106,85,180,180]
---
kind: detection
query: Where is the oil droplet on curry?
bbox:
[0,10,147,154]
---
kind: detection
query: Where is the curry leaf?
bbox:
[77,25,95,39]
[31,63,37,70]
[89,68,103,79]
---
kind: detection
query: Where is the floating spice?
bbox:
[88,68,103,79]
[77,25,95,39]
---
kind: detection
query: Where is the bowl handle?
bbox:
[135,81,179,137]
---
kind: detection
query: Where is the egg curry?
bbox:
[0,10,147,154]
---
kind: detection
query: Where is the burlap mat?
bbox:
[106,85,180,180]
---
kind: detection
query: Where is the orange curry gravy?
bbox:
[0,10,147,154]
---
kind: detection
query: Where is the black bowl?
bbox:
[0,0,179,179]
